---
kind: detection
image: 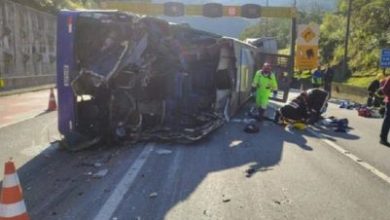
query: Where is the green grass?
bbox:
[344,76,376,88]
[344,68,383,88]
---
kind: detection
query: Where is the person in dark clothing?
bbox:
[368,73,386,107]
[323,65,334,97]
[380,76,390,147]
[274,88,329,125]
[368,79,380,106]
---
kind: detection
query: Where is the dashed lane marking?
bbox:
[94,144,155,220]
[307,128,390,185]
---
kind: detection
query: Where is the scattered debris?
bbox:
[320,117,349,133]
[149,192,158,198]
[94,162,103,168]
[231,118,257,124]
[155,149,173,155]
[243,123,259,133]
[358,106,384,118]
[93,169,109,178]
[245,168,257,177]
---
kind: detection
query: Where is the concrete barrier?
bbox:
[0,0,56,91]
[332,82,367,104]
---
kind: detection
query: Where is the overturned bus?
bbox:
[57,10,257,149]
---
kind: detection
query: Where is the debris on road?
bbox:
[222,199,231,203]
[155,149,173,155]
[94,162,103,168]
[93,169,109,178]
[243,123,260,133]
[273,200,281,205]
[320,117,349,133]
[149,192,158,198]
[245,168,257,177]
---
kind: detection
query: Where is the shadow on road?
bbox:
[11,106,321,219]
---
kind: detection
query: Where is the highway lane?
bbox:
[0,88,390,220]
[1,106,390,220]
[313,102,390,179]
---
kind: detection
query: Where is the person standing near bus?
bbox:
[252,63,278,121]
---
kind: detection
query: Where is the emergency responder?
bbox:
[251,63,278,121]
[311,66,323,88]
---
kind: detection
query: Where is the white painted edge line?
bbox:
[307,128,390,185]
[94,144,155,220]
[0,112,46,129]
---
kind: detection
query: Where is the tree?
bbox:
[239,18,290,49]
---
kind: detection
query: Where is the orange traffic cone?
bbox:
[0,160,29,220]
[47,88,57,111]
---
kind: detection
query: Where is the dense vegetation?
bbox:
[241,0,390,87]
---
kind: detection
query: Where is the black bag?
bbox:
[244,123,259,133]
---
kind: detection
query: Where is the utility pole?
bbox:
[265,0,269,37]
[288,0,297,100]
[343,0,352,78]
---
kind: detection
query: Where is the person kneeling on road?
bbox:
[251,63,278,121]
[274,88,329,125]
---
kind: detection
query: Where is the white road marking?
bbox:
[307,128,390,185]
[94,144,155,220]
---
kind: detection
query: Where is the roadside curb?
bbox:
[0,84,55,97]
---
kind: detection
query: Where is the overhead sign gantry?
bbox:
[99,2,297,19]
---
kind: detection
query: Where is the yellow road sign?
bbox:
[297,24,319,45]
[301,27,316,43]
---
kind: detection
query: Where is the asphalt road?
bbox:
[1,101,390,220]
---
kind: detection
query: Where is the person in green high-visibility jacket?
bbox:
[251,63,278,120]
